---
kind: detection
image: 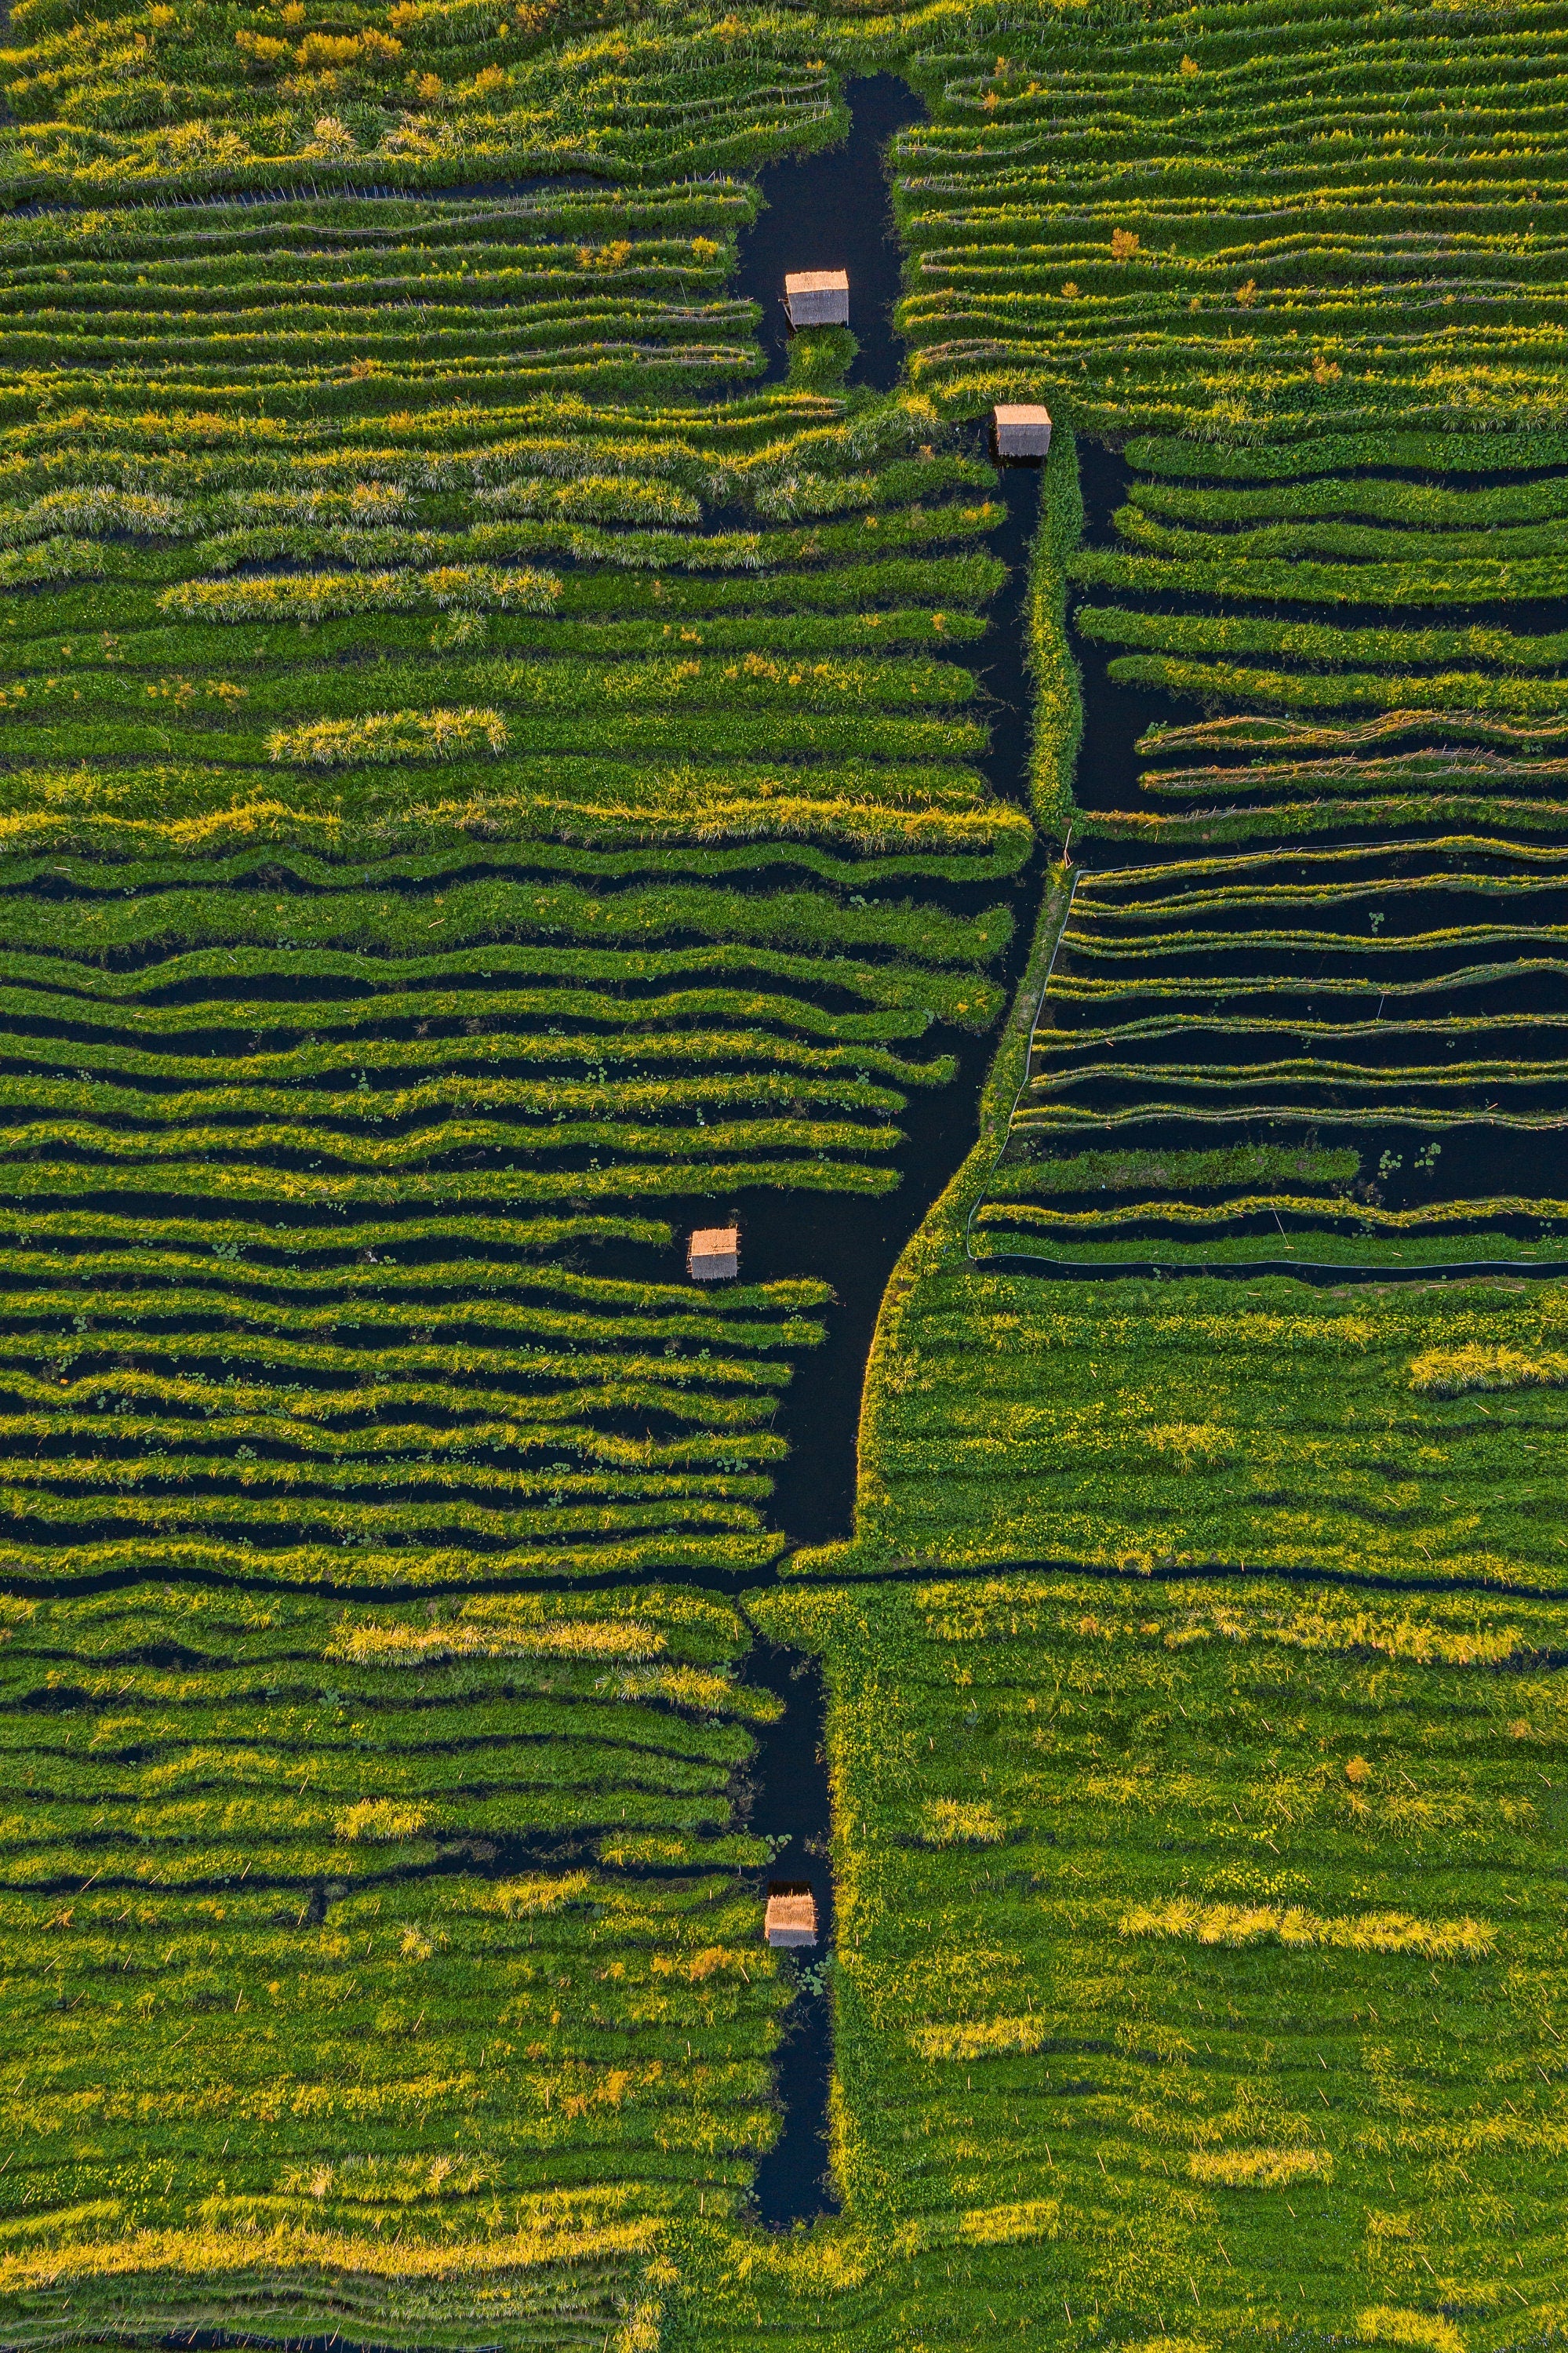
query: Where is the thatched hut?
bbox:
[993,402,1053,460]
[784,269,849,328]
[765,1882,819,1947]
[687,1224,740,1281]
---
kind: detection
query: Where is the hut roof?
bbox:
[687,1224,740,1280]
[784,269,849,297]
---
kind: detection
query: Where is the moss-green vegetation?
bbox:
[852,1264,1568,1581]
[729,1575,1568,2348]
[0,1581,793,2344]
[4,0,1568,2342]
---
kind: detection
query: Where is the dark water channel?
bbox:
[631,68,1046,1550]
[738,1637,838,2228]
[723,75,1042,2230]
[733,73,927,390]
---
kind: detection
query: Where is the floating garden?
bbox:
[972,432,1568,1271]
[721,1574,1568,2348]
[2,0,1567,2346]
[0,1582,793,2339]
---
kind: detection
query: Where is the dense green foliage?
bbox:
[719,1576,1568,2349]
[2,0,1568,2344]
[854,1261,1568,1582]
[0,1581,794,2344]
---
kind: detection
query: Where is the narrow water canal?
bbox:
[734,73,928,391]
[725,72,1056,2227]
[729,75,1048,1540]
[740,1637,838,2228]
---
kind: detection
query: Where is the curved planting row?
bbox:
[0,176,1027,1588]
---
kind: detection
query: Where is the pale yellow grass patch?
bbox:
[1120,1899,1493,1959]
[919,1798,1006,1845]
[957,2198,1061,2246]
[1189,2147,1332,2188]
[910,2016,1046,2060]
[332,1798,431,1842]
[1409,1343,1568,1396]
[1358,2308,1464,2353]
[328,1603,666,1667]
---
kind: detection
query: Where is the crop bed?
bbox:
[0,1580,791,2344]
[970,428,1568,1269]
[853,1258,1568,1582]
[726,1574,1568,2350]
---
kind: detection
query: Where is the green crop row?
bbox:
[975,1191,1568,1236]
[1126,427,1568,478]
[1137,748,1568,799]
[1078,603,1568,675]
[988,1140,1361,1195]
[1126,471,1568,527]
[13,649,979,720]
[1072,543,1568,606]
[1114,503,1568,565]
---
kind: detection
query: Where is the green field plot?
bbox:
[736,1573,1568,2350]
[961,426,1568,1269]
[0,1581,791,2345]
[853,1260,1568,1582]
[0,23,1046,2321]
[887,7,1568,442]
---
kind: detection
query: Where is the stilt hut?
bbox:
[992,402,1053,460]
[765,1882,819,1947]
[784,269,849,328]
[687,1224,740,1281]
